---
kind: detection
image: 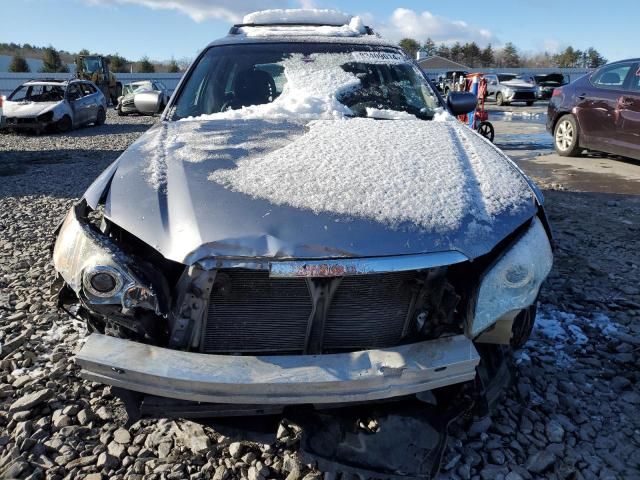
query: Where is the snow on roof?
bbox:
[237,9,368,38]
[243,9,353,26]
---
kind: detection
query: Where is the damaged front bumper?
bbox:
[76,333,480,404]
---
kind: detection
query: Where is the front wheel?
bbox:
[56,115,72,133]
[554,114,581,157]
[495,92,504,106]
[95,108,106,126]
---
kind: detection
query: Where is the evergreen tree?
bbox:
[422,38,437,57]
[168,58,180,73]
[501,42,521,67]
[450,42,463,64]
[138,56,155,73]
[399,38,420,59]
[480,44,494,67]
[462,42,481,67]
[435,43,451,59]
[40,47,68,73]
[9,55,30,72]
[109,54,129,73]
[585,48,607,68]
[553,47,582,68]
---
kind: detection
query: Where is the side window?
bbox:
[629,65,640,92]
[67,85,82,101]
[591,63,633,90]
[79,83,93,96]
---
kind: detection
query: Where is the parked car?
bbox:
[117,80,169,116]
[0,94,5,129]
[547,58,640,159]
[485,73,537,106]
[436,70,469,95]
[531,73,569,100]
[52,10,553,423]
[2,79,107,133]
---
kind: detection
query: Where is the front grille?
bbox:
[202,270,417,354]
[203,271,311,354]
[512,91,536,100]
[323,273,415,350]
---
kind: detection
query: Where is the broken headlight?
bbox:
[470,217,552,337]
[53,204,159,313]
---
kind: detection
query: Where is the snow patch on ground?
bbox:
[520,306,621,367]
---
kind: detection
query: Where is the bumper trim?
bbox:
[76,334,480,404]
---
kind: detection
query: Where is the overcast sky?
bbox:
[2,0,637,62]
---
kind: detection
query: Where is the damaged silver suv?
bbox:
[53,10,553,421]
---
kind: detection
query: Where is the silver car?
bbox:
[52,10,553,422]
[2,79,107,133]
[116,80,169,116]
[486,73,537,106]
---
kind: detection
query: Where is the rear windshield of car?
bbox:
[171,43,442,121]
[9,84,65,102]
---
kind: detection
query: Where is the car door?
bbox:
[575,62,635,152]
[81,83,99,122]
[486,75,498,98]
[616,63,640,159]
[66,84,85,125]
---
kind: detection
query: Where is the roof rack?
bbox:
[228,23,374,35]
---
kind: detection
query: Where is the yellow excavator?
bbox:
[75,55,122,106]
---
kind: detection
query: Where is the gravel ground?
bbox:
[0,112,639,480]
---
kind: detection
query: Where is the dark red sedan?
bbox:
[547,59,640,160]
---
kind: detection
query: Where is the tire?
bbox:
[95,108,106,126]
[554,114,581,157]
[526,101,534,106]
[495,92,504,106]
[117,105,125,116]
[511,304,537,350]
[56,115,72,133]
[477,121,495,142]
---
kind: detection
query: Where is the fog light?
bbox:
[83,266,123,297]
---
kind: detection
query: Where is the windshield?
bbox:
[497,74,521,82]
[172,43,441,121]
[125,82,153,95]
[9,84,65,102]
[83,57,102,74]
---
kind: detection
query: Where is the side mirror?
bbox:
[447,92,477,116]
[134,91,162,115]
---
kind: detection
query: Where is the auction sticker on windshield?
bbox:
[351,51,407,64]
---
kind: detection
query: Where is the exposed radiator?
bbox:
[202,270,417,354]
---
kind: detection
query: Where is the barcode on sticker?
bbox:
[351,51,408,64]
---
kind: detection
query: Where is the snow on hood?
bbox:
[93,118,537,264]
[501,79,535,88]
[208,119,532,234]
[3,100,60,118]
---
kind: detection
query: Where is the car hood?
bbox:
[500,79,535,89]
[3,101,61,118]
[85,118,538,265]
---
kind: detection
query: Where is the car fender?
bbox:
[52,102,72,122]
